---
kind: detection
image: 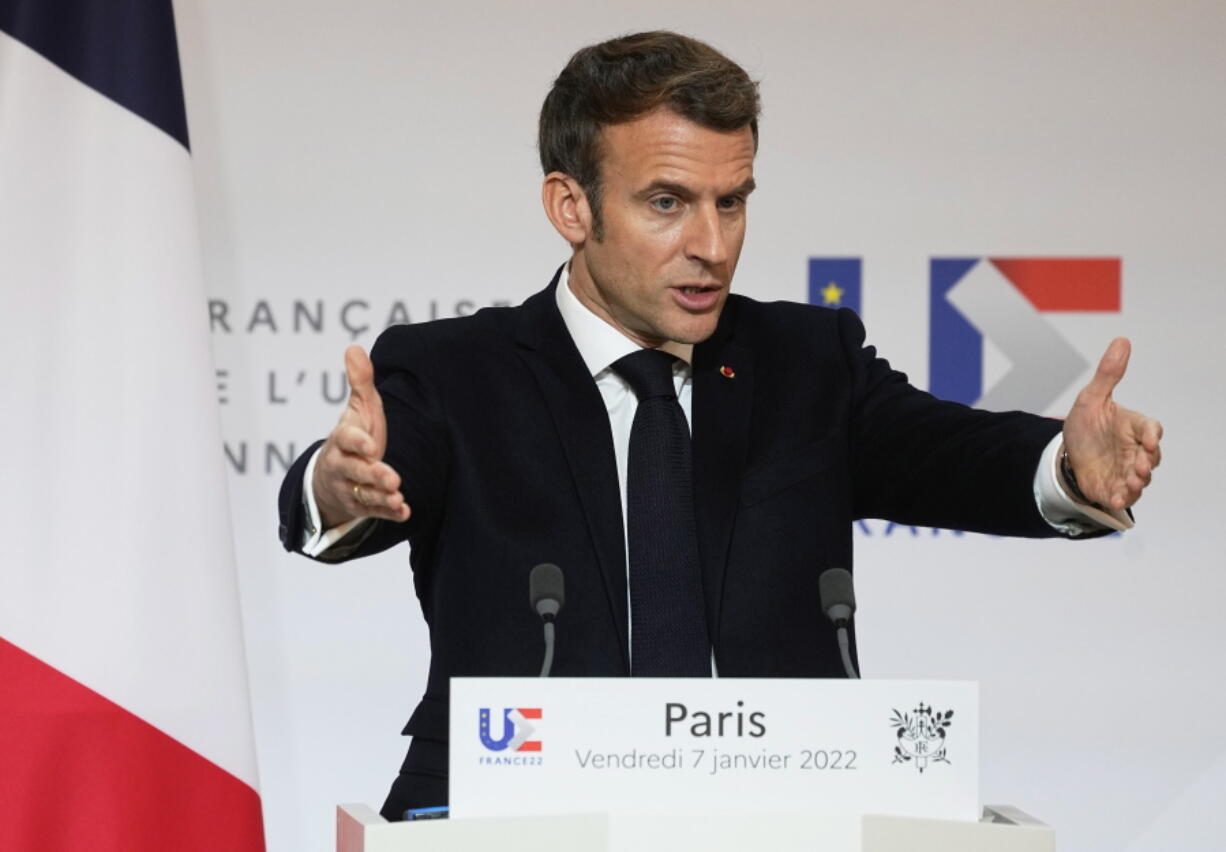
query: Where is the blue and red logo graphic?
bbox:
[930,258,1120,410]
[478,707,542,752]
[808,255,1121,412]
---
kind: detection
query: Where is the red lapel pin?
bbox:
[719,365,735,379]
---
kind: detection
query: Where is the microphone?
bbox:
[819,567,859,679]
[529,563,565,677]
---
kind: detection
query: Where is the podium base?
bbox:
[337,803,1053,852]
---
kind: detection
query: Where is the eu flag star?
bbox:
[808,258,861,314]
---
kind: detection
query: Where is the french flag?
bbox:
[0,2,265,849]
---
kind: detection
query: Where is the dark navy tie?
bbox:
[611,349,710,677]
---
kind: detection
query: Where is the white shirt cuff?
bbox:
[1033,432,1134,535]
[301,447,372,557]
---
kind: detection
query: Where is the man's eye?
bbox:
[652,197,678,211]
[718,196,743,210]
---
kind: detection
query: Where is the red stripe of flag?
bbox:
[518,708,542,719]
[0,638,265,852]
[990,258,1121,311]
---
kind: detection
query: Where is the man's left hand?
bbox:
[1061,337,1163,511]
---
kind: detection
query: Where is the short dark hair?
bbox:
[538,31,761,239]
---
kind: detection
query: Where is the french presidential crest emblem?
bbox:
[890,703,953,773]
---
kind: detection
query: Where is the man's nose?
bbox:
[685,205,729,266]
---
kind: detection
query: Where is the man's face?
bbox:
[570,108,756,348]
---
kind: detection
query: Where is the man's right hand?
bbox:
[312,345,411,529]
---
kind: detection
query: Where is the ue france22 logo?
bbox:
[479,707,542,752]
[808,257,1121,411]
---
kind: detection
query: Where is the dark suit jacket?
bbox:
[278,270,1065,815]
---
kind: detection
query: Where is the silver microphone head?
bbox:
[819,567,856,625]
[529,563,565,621]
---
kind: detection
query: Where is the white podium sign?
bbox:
[450,678,978,822]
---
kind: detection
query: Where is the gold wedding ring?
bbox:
[353,484,367,506]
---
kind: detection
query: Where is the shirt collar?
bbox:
[555,261,693,378]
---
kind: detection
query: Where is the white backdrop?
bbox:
[174,1,1226,850]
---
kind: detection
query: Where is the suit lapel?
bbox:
[514,276,630,670]
[691,299,753,643]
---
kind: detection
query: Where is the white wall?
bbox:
[175,1,1226,849]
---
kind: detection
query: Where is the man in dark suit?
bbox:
[278,32,1162,819]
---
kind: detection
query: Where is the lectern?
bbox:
[336,678,1054,852]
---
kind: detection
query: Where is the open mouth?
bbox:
[671,285,722,311]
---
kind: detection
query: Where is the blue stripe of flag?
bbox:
[0,0,190,150]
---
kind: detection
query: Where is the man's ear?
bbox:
[541,172,592,245]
